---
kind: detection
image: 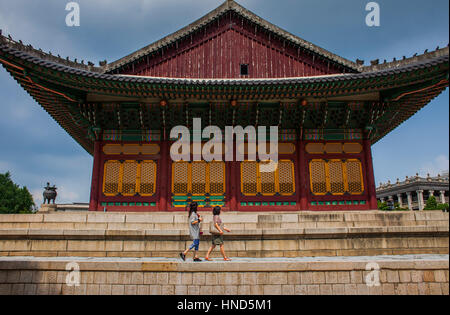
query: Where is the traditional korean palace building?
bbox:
[377,172,449,211]
[0,0,448,212]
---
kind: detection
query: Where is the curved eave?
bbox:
[0,43,449,154]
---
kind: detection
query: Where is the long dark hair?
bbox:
[213,206,221,216]
[188,202,198,219]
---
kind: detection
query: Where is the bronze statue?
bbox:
[43,182,57,204]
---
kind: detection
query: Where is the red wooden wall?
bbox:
[116,12,345,79]
[89,140,377,212]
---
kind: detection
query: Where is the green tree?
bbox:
[424,195,438,210]
[0,172,35,214]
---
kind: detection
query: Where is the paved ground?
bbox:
[0,254,447,263]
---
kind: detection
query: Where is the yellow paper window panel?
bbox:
[172,161,190,195]
[309,160,327,195]
[241,161,259,196]
[278,160,295,195]
[102,160,157,197]
[241,160,295,196]
[346,159,364,194]
[328,160,345,195]
[122,161,139,196]
[191,161,208,195]
[209,161,225,195]
[309,159,364,195]
[140,161,156,196]
[260,161,276,196]
[172,161,226,195]
[103,161,122,196]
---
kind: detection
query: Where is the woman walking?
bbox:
[180,202,202,262]
[205,206,231,261]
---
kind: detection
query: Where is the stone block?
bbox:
[44,213,87,223]
[111,285,125,295]
[381,283,395,295]
[294,285,308,295]
[137,285,149,295]
[175,285,187,295]
[306,285,320,295]
[434,270,446,283]
[325,272,338,284]
[238,285,251,295]
[67,240,105,252]
[423,271,435,282]
[263,284,282,295]
[87,213,125,223]
[399,270,412,283]
[428,283,442,295]
[124,285,138,295]
[319,284,333,295]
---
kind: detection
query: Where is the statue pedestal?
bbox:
[39,204,57,213]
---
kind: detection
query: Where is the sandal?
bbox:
[223,257,232,261]
[205,257,212,261]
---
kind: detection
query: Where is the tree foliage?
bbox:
[0,172,35,214]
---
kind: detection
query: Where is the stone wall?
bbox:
[0,257,448,295]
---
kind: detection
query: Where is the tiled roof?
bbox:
[1,38,448,86]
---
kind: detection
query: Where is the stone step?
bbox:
[0,225,447,258]
[0,211,448,230]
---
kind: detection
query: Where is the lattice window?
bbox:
[122,161,138,196]
[260,161,276,196]
[328,160,345,195]
[209,161,225,195]
[278,160,295,195]
[191,162,207,195]
[172,161,225,196]
[241,161,259,196]
[346,159,364,194]
[140,161,156,196]
[309,159,364,195]
[172,162,189,195]
[103,161,121,196]
[241,160,295,196]
[310,160,327,195]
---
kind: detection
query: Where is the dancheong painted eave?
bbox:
[0,33,449,155]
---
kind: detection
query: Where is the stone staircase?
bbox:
[0,211,448,258]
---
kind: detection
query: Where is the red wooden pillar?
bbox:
[363,139,378,210]
[229,161,238,211]
[158,141,169,211]
[298,140,309,210]
[89,141,102,211]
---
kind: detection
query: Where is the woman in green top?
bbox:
[205,206,231,261]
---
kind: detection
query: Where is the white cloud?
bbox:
[419,155,449,177]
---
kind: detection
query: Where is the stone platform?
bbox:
[0,255,448,295]
[0,211,448,258]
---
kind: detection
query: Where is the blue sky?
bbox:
[0,0,448,204]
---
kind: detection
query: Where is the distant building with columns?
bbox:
[376,172,449,211]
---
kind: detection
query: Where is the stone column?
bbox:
[440,191,446,204]
[417,190,424,211]
[397,194,403,208]
[406,192,413,211]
